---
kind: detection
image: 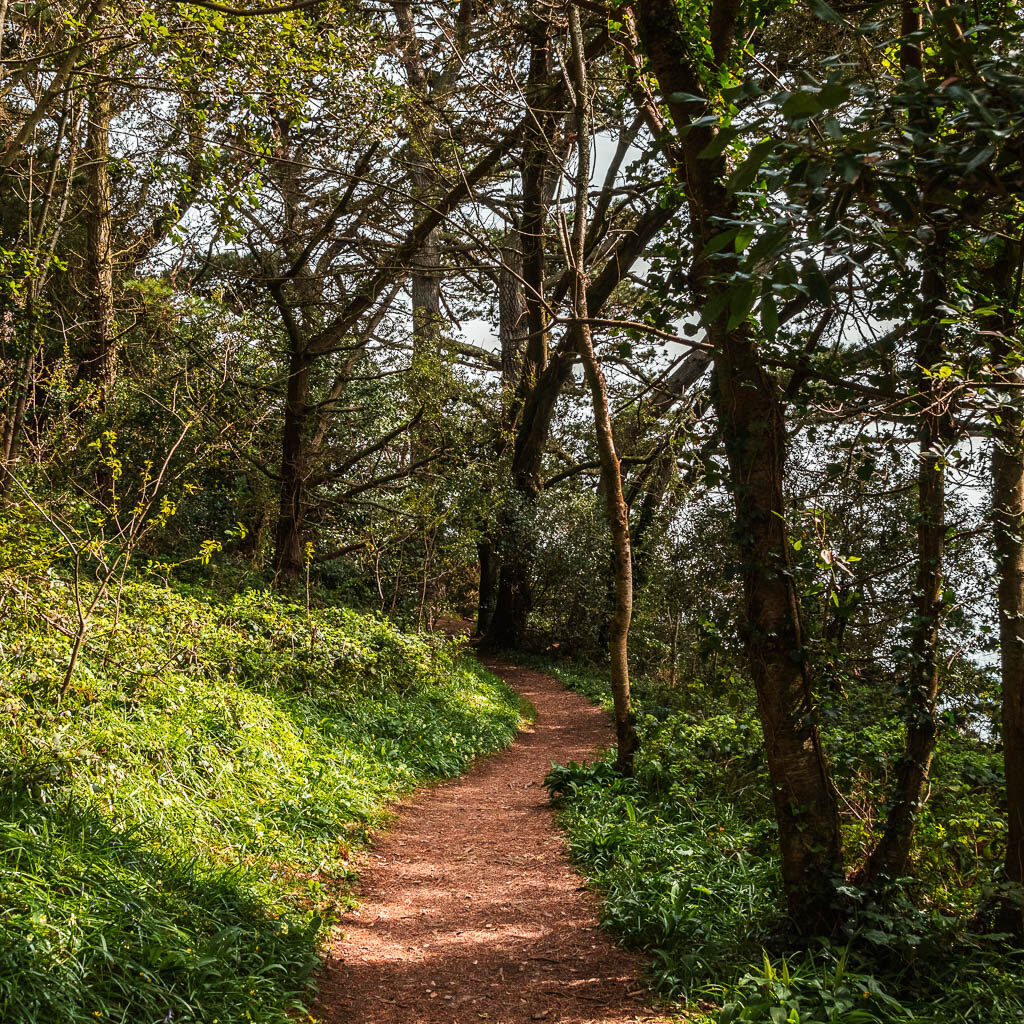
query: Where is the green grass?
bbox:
[540,661,1024,1024]
[0,579,525,1024]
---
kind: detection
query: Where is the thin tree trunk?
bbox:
[864,5,953,882]
[82,69,115,401]
[669,609,681,687]
[865,272,951,880]
[274,348,311,579]
[568,5,638,774]
[994,366,1024,932]
[989,244,1024,933]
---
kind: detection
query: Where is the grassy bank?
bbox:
[0,575,525,1024]
[541,662,1024,1024]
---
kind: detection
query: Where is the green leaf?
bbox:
[782,89,826,119]
[669,90,708,106]
[808,0,844,22]
[728,138,775,194]
[734,225,756,252]
[802,259,832,305]
[726,281,757,331]
[760,288,779,340]
[701,227,739,257]
[698,126,741,160]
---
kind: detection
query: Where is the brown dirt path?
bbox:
[313,653,670,1024]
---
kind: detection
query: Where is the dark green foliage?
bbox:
[543,665,1024,1023]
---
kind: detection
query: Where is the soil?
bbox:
[313,651,672,1024]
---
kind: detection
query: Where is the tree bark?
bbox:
[636,0,843,930]
[476,233,529,634]
[865,260,951,881]
[711,314,843,921]
[274,347,311,579]
[476,537,499,635]
[988,245,1024,933]
[393,1,443,451]
[568,3,638,772]
[80,67,116,402]
[864,5,953,882]
[485,12,554,649]
[994,362,1024,933]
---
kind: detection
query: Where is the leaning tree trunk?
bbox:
[568,4,638,773]
[712,316,844,924]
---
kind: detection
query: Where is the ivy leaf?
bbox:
[698,126,741,160]
[701,228,739,257]
[669,91,708,106]
[726,281,757,331]
[781,89,827,119]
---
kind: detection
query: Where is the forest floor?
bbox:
[313,648,675,1024]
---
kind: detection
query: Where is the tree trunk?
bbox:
[80,69,116,400]
[711,317,843,924]
[989,246,1024,933]
[71,68,117,505]
[485,14,554,650]
[669,609,681,688]
[485,351,575,649]
[994,368,1024,932]
[476,234,529,634]
[393,1,442,447]
[568,5,638,772]
[864,278,951,879]
[274,348,311,579]
[476,537,498,636]
[864,9,952,879]
[636,0,844,930]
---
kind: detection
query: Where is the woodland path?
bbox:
[313,649,670,1024]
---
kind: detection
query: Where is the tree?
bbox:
[634,0,843,928]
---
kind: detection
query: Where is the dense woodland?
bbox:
[3,0,1024,1021]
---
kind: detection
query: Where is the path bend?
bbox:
[314,655,667,1024]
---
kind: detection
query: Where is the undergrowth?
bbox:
[0,566,525,1024]
[541,661,1024,1024]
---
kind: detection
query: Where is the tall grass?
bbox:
[0,581,525,1023]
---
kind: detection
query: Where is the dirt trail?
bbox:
[314,653,668,1024]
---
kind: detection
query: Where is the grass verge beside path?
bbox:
[0,583,526,1024]
[538,659,1024,1024]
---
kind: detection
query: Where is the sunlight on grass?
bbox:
[0,583,524,1024]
